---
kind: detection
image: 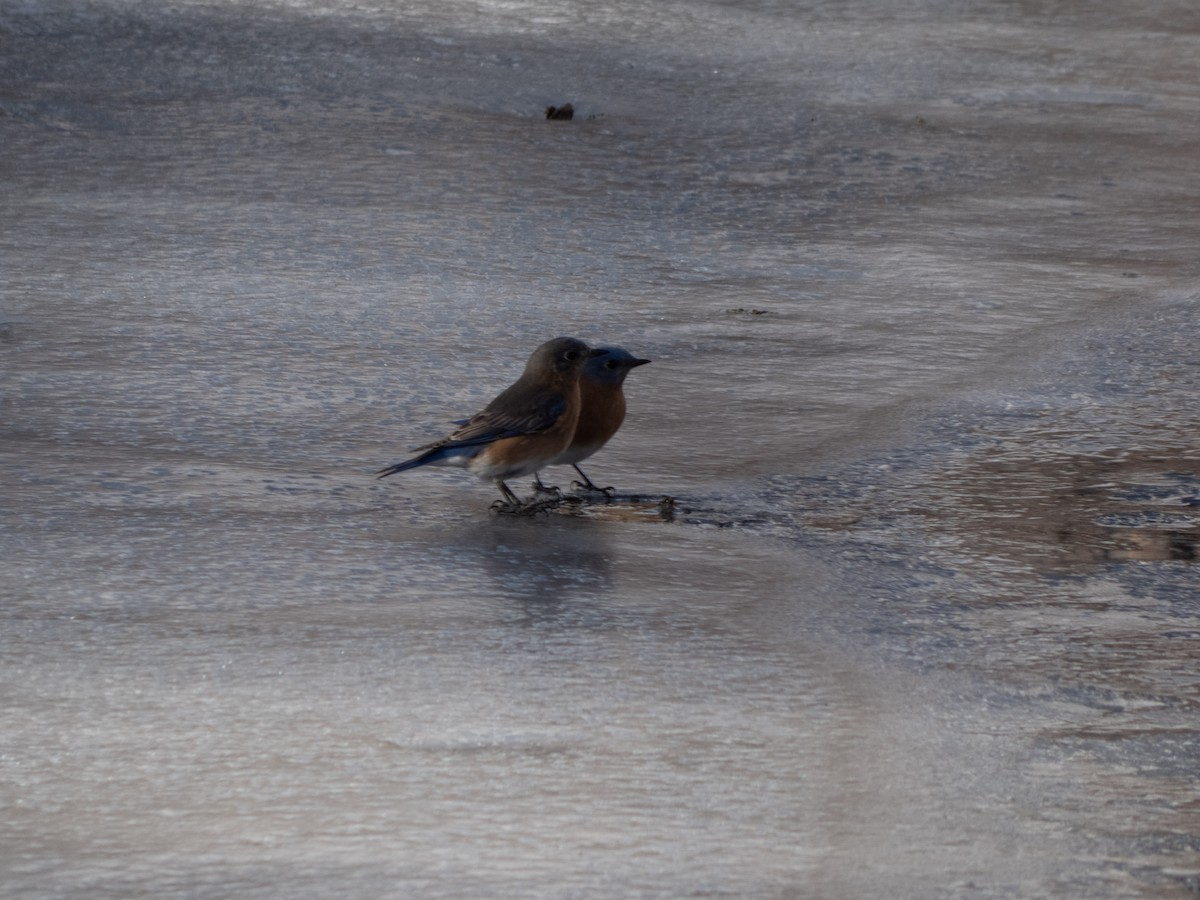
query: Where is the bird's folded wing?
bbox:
[428,390,567,450]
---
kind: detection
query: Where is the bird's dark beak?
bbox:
[630,358,651,367]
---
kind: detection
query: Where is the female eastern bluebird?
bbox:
[377,337,595,506]
[540,345,650,493]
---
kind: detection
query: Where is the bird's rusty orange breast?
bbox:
[571,380,626,449]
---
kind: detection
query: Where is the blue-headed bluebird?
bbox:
[377,337,596,506]
[542,345,650,493]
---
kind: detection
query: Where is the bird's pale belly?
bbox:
[467,431,574,481]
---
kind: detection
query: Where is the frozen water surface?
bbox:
[2,0,1198,897]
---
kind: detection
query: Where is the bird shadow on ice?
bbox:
[450,513,621,626]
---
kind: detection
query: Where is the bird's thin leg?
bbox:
[532,472,561,495]
[497,481,522,506]
[571,465,615,496]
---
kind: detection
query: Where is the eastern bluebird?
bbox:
[377,337,596,507]
[540,345,650,493]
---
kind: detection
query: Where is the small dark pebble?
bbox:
[545,103,574,120]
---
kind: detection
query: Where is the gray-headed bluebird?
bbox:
[543,345,650,493]
[377,337,595,506]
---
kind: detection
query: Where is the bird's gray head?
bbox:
[528,336,595,376]
[583,346,652,385]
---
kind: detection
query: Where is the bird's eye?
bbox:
[604,360,618,369]
[564,350,580,361]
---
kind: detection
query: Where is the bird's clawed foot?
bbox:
[571,480,616,497]
[490,495,562,517]
[491,481,563,516]
[531,475,562,496]
[570,466,615,497]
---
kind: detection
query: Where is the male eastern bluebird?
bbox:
[540,345,650,493]
[376,337,596,507]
